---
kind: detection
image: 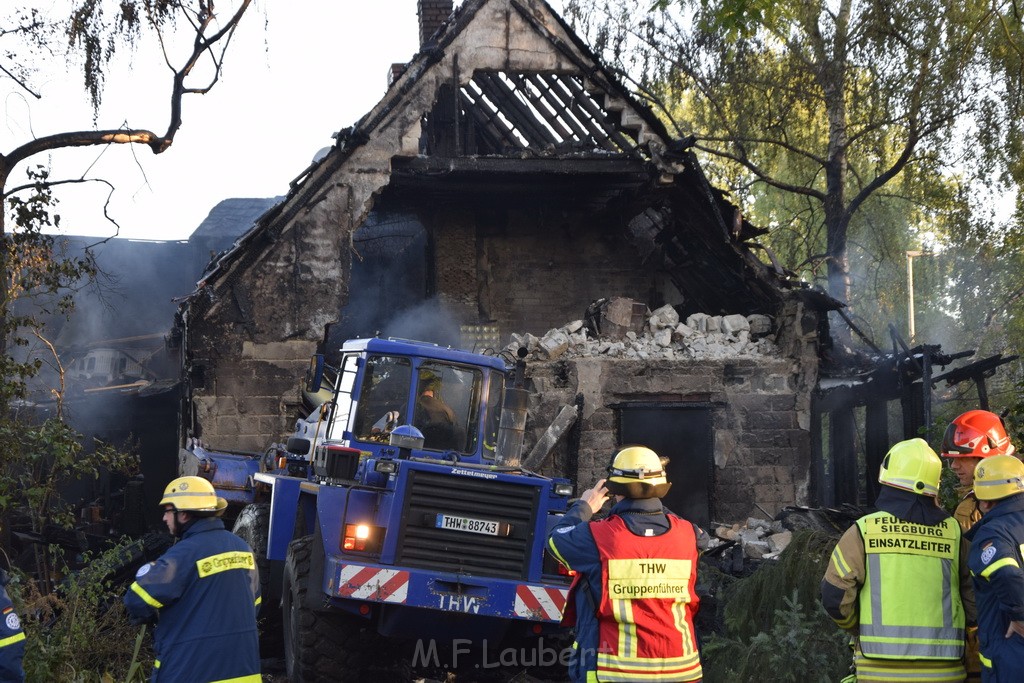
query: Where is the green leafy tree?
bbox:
[1,167,96,408]
[563,0,1024,319]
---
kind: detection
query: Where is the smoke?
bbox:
[379,298,464,348]
[325,209,465,354]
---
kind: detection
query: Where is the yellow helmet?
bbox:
[973,455,1024,501]
[160,476,227,515]
[878,438,942,497]
[606,445,671,499]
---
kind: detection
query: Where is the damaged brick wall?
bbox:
[187,193,357,451]
[522,295,819,521]
[488,215,653,335]
[433,209,478,321]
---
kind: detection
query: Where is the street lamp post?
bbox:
[906,250,932,342]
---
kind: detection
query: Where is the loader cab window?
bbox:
[326,354,359,440]
[353,355,413,443]
[413,363,482,454]
[482,371,504,461]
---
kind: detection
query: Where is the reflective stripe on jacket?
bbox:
[590,515,701,682]
[123,517,261,683]
[0,585,24,683]
[855,511,965,661]
[965,493,1024,682]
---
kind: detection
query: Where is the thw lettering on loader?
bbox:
[440,594,482,613]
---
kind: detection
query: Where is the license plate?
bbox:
[435,514,500,536]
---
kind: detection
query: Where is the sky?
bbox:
[2,1,469,242]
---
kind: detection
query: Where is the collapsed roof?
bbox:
[183,0,835,323]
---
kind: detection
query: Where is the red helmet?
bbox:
[941,410,1015,458]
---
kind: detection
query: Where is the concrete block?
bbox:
[722,314,750,334]
[686,313,709,332]
[747,314,773,335]
[601,297,646,339]
[743,539,771,559]
[746,517,772,533]
[672,323,695,341]
[654,328,673,348]
[740,527,766,545]
[649,304,680,330]
[768,530,793,554]
[706,316,722,333]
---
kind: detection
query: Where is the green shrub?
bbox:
[701,530,853,682]
[13,542,153,682]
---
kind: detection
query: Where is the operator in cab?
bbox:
[547,445,705,682]
[124,477,261,683]
[414,370,457,451]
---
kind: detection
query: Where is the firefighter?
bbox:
[0,569,25,682]
[547,445,705,683]
[821,438,974,683]
[123,476,261,683]
[966,454,1024,681]
[942,410,1016,531]
[941,409,1014,681]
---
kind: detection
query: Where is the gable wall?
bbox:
[185,0,591,451]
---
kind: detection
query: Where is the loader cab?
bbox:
[309,338,506,464]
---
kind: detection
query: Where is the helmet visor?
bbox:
[607,465,666,481]
[941,422,976,456]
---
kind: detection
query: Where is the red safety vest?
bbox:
[589,515,702,682]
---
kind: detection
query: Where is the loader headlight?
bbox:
[374,459,398,474]
[553,483,574,497]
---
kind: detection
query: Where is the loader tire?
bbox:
[283,535,353,682]
[283,535,411,682]
[233,503,283,656]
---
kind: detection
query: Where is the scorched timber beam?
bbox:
[390,155,650,176]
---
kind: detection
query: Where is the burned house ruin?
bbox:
[175,0,843,523]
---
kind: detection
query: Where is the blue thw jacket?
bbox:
[124,517,261,683]
[966,493,1024,682]
[0,578,25,683]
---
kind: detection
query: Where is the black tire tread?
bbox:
[231,503,274,617]
[283,535,358,681]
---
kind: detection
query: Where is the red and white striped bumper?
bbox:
[514,584,568,621]
[335,564,410,603]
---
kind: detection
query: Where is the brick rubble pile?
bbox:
[505,299,778,361]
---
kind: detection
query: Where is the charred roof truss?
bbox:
[423,70,644,157]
